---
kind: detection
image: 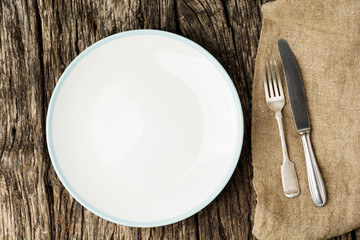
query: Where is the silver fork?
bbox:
[263,60,300,198]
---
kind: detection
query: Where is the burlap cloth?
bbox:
[251,0,360,239]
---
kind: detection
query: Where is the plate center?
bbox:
[91,74,205,185]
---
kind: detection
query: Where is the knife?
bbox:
[277,38,326,207]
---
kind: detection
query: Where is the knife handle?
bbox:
[300,132,326,206]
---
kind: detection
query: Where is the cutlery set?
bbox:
[263,39,326,206]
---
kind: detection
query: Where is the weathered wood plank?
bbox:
[175,0,258,238]
[0,0,50,239]
[38,0,197,239]
[0,0,359,239]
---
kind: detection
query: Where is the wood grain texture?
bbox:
[0,0,358,239]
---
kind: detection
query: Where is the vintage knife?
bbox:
[278,38,326,207]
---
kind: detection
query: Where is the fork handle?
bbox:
[300,132,327,206]
[275,114,300,198]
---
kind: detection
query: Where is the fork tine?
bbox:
[266,62,274,97]
[270,61,280,97]
[273,61,284,96]
[263,64,270,99]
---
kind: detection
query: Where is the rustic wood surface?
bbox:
[0,0,358,239]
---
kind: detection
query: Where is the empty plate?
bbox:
[46,30,243,227]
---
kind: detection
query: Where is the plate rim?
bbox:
[46,29,244,227]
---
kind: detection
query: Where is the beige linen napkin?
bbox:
[252,0,360,239]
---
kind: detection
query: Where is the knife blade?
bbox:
[277,39,310,132]
[278,38,327,207]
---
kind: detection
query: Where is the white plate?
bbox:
[47,30,243,227]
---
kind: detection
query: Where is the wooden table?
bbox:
[0,0,358,239]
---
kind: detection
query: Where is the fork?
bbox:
[263,60,300,198]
